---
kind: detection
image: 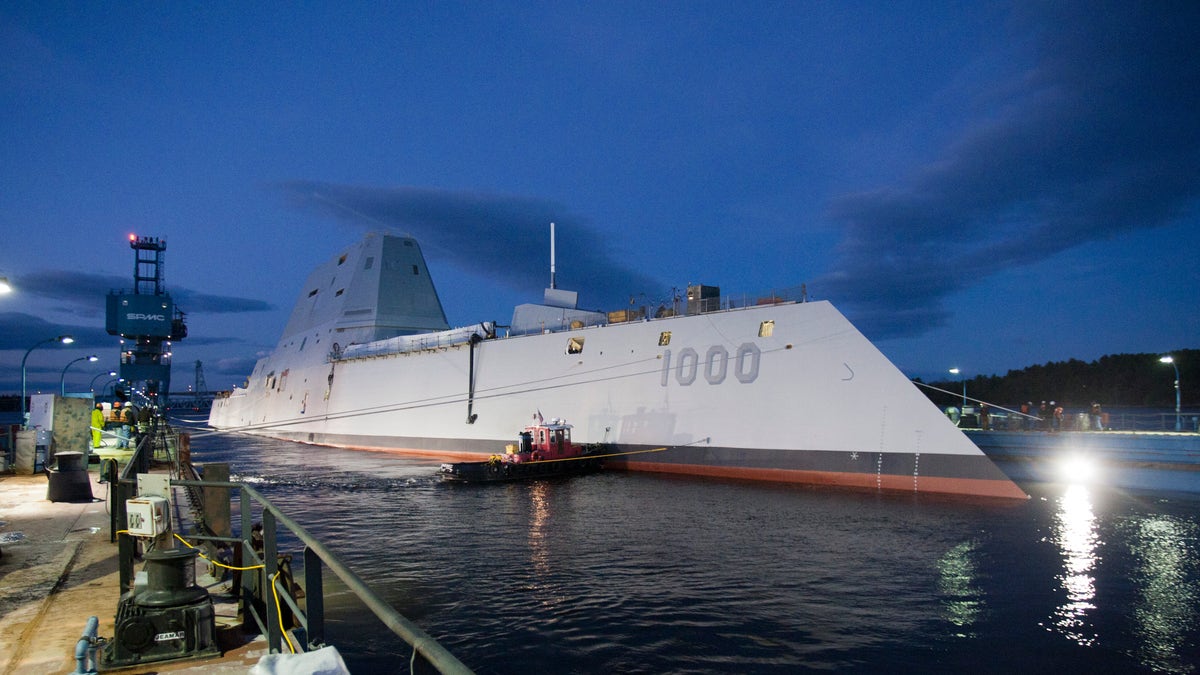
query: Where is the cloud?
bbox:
[819,1,1200,339]
[15,270,274,314]
[16,270,126,309]
[0,312,112,351]
[169,290,274,314]
[206,356,260,385]
[279,182,665,307]
[175,335,242,347]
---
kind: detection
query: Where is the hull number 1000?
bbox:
[660,344,760,387]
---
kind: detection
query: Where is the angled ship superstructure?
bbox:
[209,232,1026,499]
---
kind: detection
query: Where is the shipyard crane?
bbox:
[104,235,187,408]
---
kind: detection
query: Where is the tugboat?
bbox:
[439,416,606,483]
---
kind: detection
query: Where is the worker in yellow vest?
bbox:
[91,403,104,448]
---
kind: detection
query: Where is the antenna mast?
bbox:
[550,221,557,290]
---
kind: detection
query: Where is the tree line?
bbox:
[920,349,1195,411]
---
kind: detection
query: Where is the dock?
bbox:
[964,428,1200,491]
[0,469,270,674]
[2,420,473,675]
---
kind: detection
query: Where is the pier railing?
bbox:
[111,464,473,673]
[963,409,1199,433]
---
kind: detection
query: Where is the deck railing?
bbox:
[110,446,472,673]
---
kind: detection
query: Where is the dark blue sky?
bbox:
[2,1,1197,397]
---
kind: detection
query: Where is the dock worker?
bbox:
[120,402,137,449]
[91,403,104,448]
[137,404,151,443]
[110,402,122,441]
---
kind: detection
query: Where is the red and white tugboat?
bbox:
[439,416,606,483]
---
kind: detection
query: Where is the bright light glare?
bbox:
[0,276,11,294]
[1059,453,1099,484]
[1160,356,1174,364]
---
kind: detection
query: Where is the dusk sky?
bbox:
[2,1,1197,399]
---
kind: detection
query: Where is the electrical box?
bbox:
[126,496,169,537]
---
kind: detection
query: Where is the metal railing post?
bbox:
[304,546,325,650]
[263,509,281,652]
[240,489,257,631]
[108,462,122,543]
[116,479,135,593]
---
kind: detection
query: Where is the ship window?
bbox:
[335,289,344,296]
[567,337,585,354]
[338,254,347,265]
[364,256,374,270]
[308,288,318,298]
[658,331,671,346]
[412,265,419,275]
[759,320,774,337]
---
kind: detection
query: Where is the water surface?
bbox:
[187,431,1200,673]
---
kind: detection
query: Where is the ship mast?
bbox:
[550,221,557,290]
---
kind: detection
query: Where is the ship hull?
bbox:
[210,297,1025,499]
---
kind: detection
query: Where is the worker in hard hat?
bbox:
[91,403,104,448]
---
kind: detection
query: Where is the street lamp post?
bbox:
[61,355,99,396]
[90,370,117,392]
[20,335,74,422]
[1160,356,1182,431]
[103,379,125,398]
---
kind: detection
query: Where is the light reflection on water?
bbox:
[937,540,984,638]
[185,431,1200,673]
[1050,484,1099,646]
[1126,514,1199,673]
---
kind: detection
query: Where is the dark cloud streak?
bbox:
[0,312,112,351]
[17,270,274,314]
[819,1,1200,339]
[280,182,666,308]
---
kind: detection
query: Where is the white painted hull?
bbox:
[210,298,1025,498]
